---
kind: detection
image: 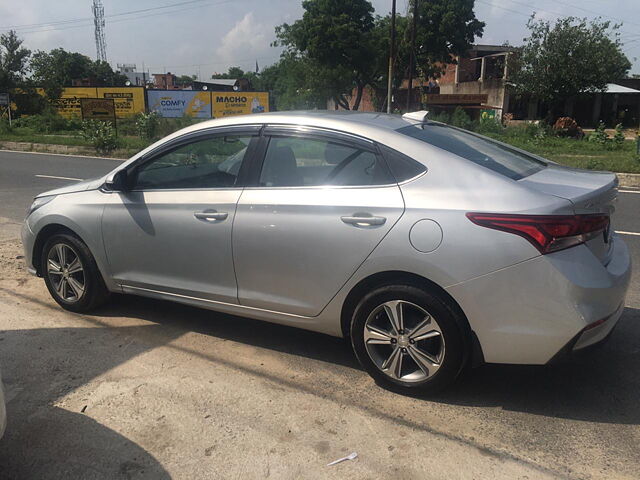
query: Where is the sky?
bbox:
[1,0,638,79]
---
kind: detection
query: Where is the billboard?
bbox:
[97,87,145,117]
[212,92,269,118]
[147,90,211,118]
[37,87,145,118]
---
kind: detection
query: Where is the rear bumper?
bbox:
[446,234,631,364]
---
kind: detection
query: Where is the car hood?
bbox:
[36,176,106,198]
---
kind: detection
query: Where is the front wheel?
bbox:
[350,284,467,394]
[42,233,110,313]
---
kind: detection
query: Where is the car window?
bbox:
[133,135,252,190]
[259,136,393,187]
[379,144,427,182]
[397,123,546,180]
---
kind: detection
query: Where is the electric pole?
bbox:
[92,0,107,62]
[406,0,418,112]
[386,0,396,114]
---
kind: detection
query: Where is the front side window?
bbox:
[133,135,252,190]
[259,136,393,187]
[397,123,546,180]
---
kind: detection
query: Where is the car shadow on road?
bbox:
[96,293,360,370]
[97,295,640,425]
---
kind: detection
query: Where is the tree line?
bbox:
[0,0,632,119]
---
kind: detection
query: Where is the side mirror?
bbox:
[105,169,130,192]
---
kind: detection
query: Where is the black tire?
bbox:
[41,233,110,313]
[350,284,467,395]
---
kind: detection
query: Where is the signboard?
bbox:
[80,98,116,121]
[0,93,9,106]
[97,87,145,117]
[147,90,211,118]
[424,94,488,105]
[480,109,497,120]
[37,87,145,118]
[212,92,269,118]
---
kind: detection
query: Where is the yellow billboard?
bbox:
[212,92,269,118]
[97,87,145,117]
[37,87,145,118]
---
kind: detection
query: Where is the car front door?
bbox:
[232,127,405,317]
[102,127,260,303]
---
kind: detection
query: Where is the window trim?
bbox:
[245,126,397,190]
[126,125,262,192]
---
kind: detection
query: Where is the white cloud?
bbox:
[214,12,273,73]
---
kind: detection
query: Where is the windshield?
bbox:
[397,122,546,180]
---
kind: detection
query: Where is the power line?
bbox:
[1,0,210,31]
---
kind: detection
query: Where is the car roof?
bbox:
[174,110,421,139]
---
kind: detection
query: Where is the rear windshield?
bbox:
[397,122,546,180]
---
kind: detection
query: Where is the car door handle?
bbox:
[341,215,386,226]
[194,211,228,221]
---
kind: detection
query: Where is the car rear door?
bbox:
[102,126,260,303]
[232,126,405,317]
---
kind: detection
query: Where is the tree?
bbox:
[413,0,485,78]
[275,0,379,110]
[259,53,334,110]
[509,16,631,119]
[175,74,197,87]
[0,30,31,92]
[30,48,126,101]
[212,67,245,79]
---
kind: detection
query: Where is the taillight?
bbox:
[466,213,610,254]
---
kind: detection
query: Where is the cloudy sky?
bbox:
[1,0,638,78]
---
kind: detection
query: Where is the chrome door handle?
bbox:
[341,215,386,226]
[194,211,228,221]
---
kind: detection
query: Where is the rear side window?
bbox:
[259,136,394,187]
[378,145,427,182]
[397,123,546,180]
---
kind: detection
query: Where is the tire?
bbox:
[41,233,110,313]
[350,284,467,395]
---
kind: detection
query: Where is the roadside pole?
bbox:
[386,0,396,114]
[406,0,418,112]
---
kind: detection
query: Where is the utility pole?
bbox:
[386,0,396,114]
[406,0,418,112]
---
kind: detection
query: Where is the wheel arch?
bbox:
[32,223,86,276]
[340,270,484,366]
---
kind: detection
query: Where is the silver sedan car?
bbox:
[22,111,631,393]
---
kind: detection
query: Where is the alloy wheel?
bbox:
[363,300,445,383]
[47,243,85,302]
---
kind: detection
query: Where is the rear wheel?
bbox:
[350,284,466,394]
[42,233,110,312]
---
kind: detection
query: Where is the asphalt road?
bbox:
[1,149,639,479]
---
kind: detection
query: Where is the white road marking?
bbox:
[0,148,124,161]
[616,231,640,236]
[35,174,83,181]
[619,190,640,194]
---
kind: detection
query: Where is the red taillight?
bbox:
[466,213,610,254]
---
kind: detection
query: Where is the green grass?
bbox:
[482,131,640,173]
[0,126,152,157]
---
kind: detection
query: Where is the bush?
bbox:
[449,107,473,130]
[81,120,119,154]
[13,110,80,133]
[588,121,609,146]
[613,123,625,150]
[476,115,504,135]
[553,117,584,139]
[135,112,160,140]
